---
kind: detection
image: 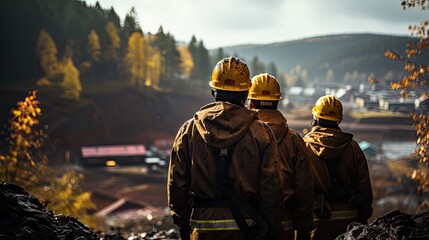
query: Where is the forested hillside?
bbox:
[0,0,213,94]
[222,34,429,87]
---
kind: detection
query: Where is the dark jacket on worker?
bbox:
[167,101,285,240]
[255,109,313,239]
[304,126,373,239]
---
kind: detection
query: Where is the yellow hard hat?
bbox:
[312,95,343,122]
[248,73,282,101]
[209,56,251,92]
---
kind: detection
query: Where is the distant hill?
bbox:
[221,33,427,86]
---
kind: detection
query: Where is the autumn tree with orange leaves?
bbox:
[384,0,429,209]
[0,91,99,229]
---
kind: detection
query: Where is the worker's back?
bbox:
[247,73,313,240]
[167,57,284,240]
[304,95,373,240]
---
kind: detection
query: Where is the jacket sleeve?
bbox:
[291,133,314,233]
[167,120,193,227]
[258,123,286,234]
[352,141,373,222]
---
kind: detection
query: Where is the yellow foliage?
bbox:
[384,49,401,60]
[385,1,429,209]
[30,169,99,228]
[178,46,194,78]
[125,32,146,86]
[146,45,163,88]
[88,30,101,62]
[104,21,121,61]
[0,91,100,229]
[60,57,82,100]
[125,32,164,89]
[36,29,59,78]
[36,78,52,86]
[0,91,46,187]
[387,160,414,178]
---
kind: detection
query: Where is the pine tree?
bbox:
[123,7,142,41]
[188,36,199,80]
[250,56,266,76]
[103,20,121,80]
[188,37,210,82]
[106,7,121,30]
[165,33,181,81]
[267,62,278,77]
[197,40,210,81]
[212,47,226,67]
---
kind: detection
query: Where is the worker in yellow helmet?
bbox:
[303,95,373,240]
[248,73,313,240]
[167,57,286,240]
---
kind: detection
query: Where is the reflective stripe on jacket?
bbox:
[314,209,358,222]
[191,219,255,231]
[282,220,293,231]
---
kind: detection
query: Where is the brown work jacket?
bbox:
[167,102,285,240]
[304,126,373,239]
[255,109,313,236]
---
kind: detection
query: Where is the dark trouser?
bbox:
[276,229,295,240]
[312,209,358,240]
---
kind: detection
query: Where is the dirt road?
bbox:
[80,166,168,208]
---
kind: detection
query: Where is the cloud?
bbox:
[85,0,428,48]
[310,0,427,24]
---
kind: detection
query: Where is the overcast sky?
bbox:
[84,0,427,49]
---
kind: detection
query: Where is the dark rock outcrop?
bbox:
[336,210,429,240]
[0,183,123,240]
[0,182,180,240]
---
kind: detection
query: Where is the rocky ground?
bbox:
[0,182,180,240]
[336,210,429,239]
[2,181,429,239]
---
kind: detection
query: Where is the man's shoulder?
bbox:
[250,118,271,130]
[176,118,196,135]
[248,119,275,142]
[284,128,305,143]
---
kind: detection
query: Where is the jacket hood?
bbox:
[253,109,288,144]
[194,102,258,148]
[304,126,353,159]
